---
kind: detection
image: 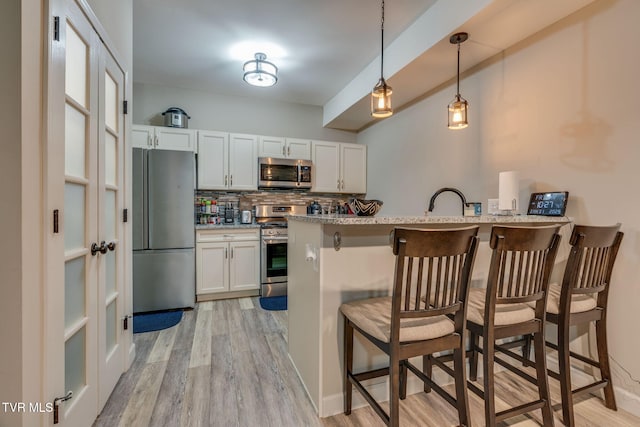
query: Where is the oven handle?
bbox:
[262,237,289,243]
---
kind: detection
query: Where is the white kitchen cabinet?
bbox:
[197,131,257,190]
[132,124,196,151]
[196,229,260,296]
[312,141,366,193]
[259,136,311,160]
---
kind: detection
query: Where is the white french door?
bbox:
[45,0,127,425]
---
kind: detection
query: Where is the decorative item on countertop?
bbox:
[464,202,482,217]
[348,198,383,216]
[310,201,322,215]
[162,107,190,128]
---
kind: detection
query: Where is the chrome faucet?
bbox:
[428,187,467,216]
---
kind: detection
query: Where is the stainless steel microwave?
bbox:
[258,157,313,189]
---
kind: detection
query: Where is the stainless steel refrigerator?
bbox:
[132,148,195,313]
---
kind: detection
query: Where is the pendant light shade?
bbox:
[371,78,393,118]
[448,32,469,129]
[371,0,392,118]
[243,52,278,87]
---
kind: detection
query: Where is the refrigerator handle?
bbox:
[143,150,149,248]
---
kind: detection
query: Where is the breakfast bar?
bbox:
[287,214,571,417]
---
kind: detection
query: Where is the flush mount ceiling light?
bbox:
[243,52,278,87]
[371,0,392,118]
[448,32,469,130]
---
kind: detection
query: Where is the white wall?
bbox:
[87,0,133,71]
[359,0,640,410]
[133,82,357,143]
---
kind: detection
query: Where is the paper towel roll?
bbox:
[498,171,520,211]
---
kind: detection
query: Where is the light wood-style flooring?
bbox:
[94,299,639,426]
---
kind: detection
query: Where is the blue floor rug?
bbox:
[133,310,183,334]
[259,296,287,311]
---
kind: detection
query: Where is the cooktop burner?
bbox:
[254,204,306,228]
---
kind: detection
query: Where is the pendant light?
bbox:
[371,0,392,118]
[243,52,278,87]
[448,32,469,129]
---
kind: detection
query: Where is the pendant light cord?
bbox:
[456,40,461,97]
[380,0,385,78]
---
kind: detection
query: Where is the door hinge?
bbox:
[53,16,60,41]
[123,100,128,115]
[123,208,128,223]
[53,209,59,233]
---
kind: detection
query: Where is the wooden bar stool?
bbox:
[340,226,479,427]
[464,225,561,427]
[542,224,623,427]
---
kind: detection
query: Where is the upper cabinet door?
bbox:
[155,127,196,151]
[197,131,228,189]
[258,136,286,158]
[132,125,154,148]
[229,133,258,190]
[285,138,312,160]
[312,141,341,193]
[340,143,367,194]
[258,136,311,160]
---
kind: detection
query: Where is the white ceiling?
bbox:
[133,0,596,132]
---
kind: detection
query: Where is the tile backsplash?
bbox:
[194,189,365,223]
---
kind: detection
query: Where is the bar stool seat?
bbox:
[340,296,455,343]
[467,288,535,326]
[545,282,597,314]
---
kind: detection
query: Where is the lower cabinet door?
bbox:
[229,240,260,291]
[196,242,229,294]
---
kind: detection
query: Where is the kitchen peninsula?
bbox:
[287,214,571,417]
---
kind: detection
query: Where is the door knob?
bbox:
[91,242,100,256]
[107,241,116,251]
[99,241,108,254]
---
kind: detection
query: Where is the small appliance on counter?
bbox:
[161,107,191,128]
[224,201,235,223]
[241,210,252,224]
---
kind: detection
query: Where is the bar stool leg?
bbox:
[343,319,354,415]
[422,355,432,393]
[400,360,408,400]
[558,319,575,427]
[533,329,554,426]
[469,331,479,382]
[453,346,470,426]
[390,352,401,427]
[483,334,497,427]
[522,333,532,365]
[596,318,617,410]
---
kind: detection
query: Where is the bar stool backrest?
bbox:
[487,225,561,309]
[563,224,623,306]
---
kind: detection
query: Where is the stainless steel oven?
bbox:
[255,204,307,297]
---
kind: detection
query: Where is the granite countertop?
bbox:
[287,214,571,225]
[195,223,260,230]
